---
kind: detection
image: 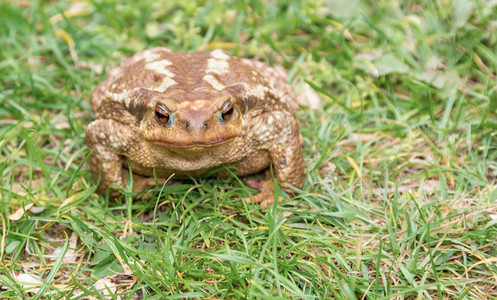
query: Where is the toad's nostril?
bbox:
[184,121,209,130]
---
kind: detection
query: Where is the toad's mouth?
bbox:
[142,124,242,149]
[149,136,234,149]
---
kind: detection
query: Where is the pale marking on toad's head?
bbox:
[132,48,165,62]
[203,74,225,91]
[242,84,269,99]
[145,59,175,77]
[144,53,161,62]
[106,88,144,109]
[206,59,230,76]
[106,90,128,103]
[148,76,177,93]
[211,49,230,60]
[206,50,230,75]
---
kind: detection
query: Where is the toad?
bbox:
[85,48,305,207]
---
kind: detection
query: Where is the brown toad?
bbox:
[85,48,305,207]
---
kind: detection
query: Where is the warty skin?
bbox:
[85,48,305,207]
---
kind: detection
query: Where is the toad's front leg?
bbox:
[85,119,160,196]
[246,111,305,207]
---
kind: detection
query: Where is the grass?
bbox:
[1,0,497,298]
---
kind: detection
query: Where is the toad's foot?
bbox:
[244,178,283,209]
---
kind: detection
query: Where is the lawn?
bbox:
[1,0,497,298]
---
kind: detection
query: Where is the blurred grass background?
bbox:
[1,0,497,298]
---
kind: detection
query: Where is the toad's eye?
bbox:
[221,101,234,121]
[155,104,170,124]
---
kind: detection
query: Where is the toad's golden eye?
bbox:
[155,104,170,124]
[221,101,234,121]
